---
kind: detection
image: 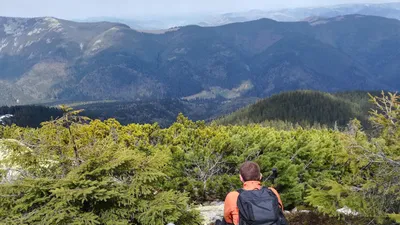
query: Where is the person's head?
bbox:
[239,161,262,182]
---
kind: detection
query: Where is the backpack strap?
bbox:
[267,187,284,210]
[265,187,288,225]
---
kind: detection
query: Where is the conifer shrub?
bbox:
[0,92,399,224]
[0,108,201,225]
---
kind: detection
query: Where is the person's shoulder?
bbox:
[224,190,240,201]
[226,190,240,197]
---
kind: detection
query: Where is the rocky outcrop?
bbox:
[197,202,224,225]
[0,139,24,183]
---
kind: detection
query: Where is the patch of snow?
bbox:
[0,41,8,52]
[27,28,43,36]
[13,37,18,47]
[337,206,359,216]
[174,48,187,54]
[17,44,24,52]
[46,38,52,44]
[91,39,103,52]
[168,56,177,61]
[25,40,34,47]
[310,20,329,26]
[44,17,63,32]
[93,39,102,45]
[3,19,26,37]
[0,114,13,125]
[80,43,84,51]
[270,12,296,21]
[109,27,119,31]
[28,52,35,59]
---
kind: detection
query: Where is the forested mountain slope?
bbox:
[0,91,382,128]
[217,90,380,127]
[0,105,63,127]
[0,15,399,105]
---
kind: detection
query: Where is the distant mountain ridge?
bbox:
[77,2,400,30]
[0,14,399,106]
[201,2,400,27]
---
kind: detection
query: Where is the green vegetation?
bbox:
[0,106,201,225]
[217,90,381,129]
[0,92,399,224]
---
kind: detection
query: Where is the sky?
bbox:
[0,0,399,19]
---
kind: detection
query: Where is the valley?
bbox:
[0,90,379,129]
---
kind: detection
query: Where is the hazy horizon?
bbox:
[1,0,399,20]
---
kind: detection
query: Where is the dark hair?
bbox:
[239,161,261,182]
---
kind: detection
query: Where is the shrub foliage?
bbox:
[0,92,399,224]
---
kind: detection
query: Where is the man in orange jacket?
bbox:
[222,161,284,225]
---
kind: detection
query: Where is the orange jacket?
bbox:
[223,181,283,225]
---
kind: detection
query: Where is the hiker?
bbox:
[216,161,287,225]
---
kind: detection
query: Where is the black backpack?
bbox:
[237,187,288,225]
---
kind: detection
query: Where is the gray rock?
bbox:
[197,202,224,225]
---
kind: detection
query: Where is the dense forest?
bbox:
[217,90,381,129]
[0,92,399,224]
[0,105,63,127]
[56,98,256,127]
[1,91,379,129]
[0,98,256,128]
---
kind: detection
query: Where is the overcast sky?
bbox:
[0,0,399,19]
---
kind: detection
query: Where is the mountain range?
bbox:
[201,2,400,27]
[0,14,399,106]
[80,2,400,30]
